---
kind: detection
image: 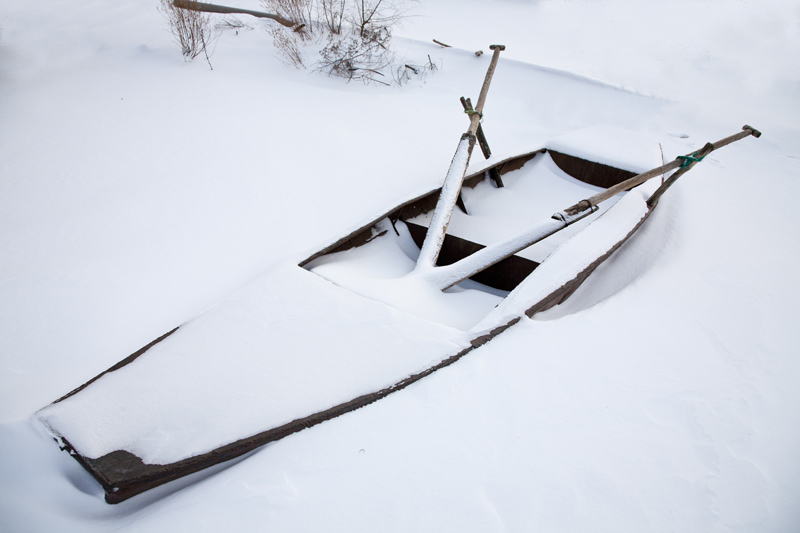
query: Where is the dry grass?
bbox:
[261,0,420,85]
[269,26,306,68]
[159,0,216,61]
[320,0,346,34]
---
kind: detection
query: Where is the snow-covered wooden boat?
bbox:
[36,47,760,503]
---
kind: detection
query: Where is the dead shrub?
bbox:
[215,17,254,32]
[319,0,346,34]
[261,0,315,37]
[392,54,439,85]
[348,0,406,39]
[269,26,307,68]
[261,0,418,85]
[316,28,393,84]
[314,0,409,84]
[159,0,217,61]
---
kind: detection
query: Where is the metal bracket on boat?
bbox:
[551,204,598,223]
[558,201,593,218]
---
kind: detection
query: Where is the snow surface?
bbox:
[309,218,507,330]
[546,125,662,175]
[2,0,800,531]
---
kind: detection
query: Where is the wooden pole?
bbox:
[467,45,505,137]
[415,45,506,269]
[564,125,761,216]
[172,0,296,28]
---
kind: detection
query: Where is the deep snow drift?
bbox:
[1,0,799,531]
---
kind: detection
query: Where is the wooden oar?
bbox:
[564,125,761,216]
[415,45,506,269]
[424,125,761,290]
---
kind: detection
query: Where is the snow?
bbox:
[308,219,506,330]
[546,125,662,174]
[1,0,800,531]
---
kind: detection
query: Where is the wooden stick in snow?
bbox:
[467,45,505,137]
[415,45,506,270]
[172,0,296,28]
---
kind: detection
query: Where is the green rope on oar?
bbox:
[464,109,483,119]
[677,151,707,168]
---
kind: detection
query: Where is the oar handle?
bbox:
[467,44,505,137]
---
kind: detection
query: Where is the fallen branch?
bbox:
[172,0,295,28]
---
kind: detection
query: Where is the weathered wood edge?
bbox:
[298,187,444,267]
[52,328,179,404]
[521,204,655,318]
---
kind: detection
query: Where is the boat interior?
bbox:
[302,148,639,293]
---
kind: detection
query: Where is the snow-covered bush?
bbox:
[263,0,412,84]
[315,26,393,83]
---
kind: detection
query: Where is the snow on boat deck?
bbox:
[38,264,469,465]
